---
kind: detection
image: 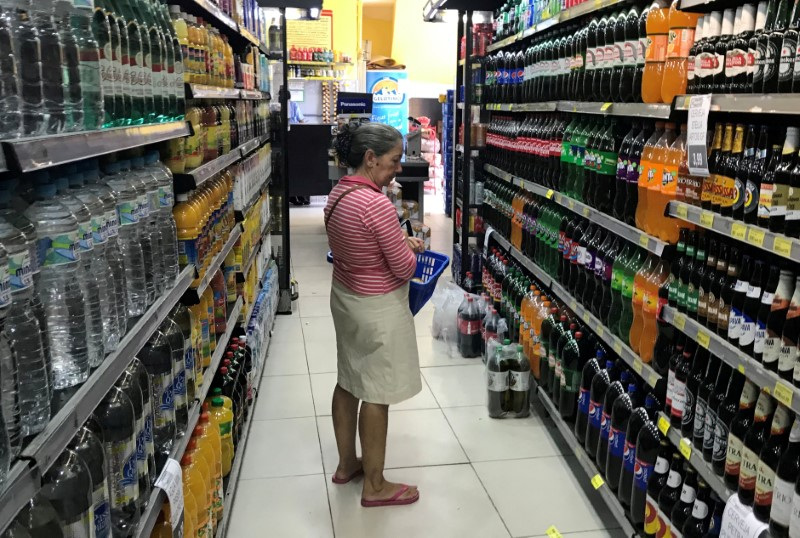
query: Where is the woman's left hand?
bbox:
[405,236,425,254]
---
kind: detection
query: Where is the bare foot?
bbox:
[362,480,419,503]
[333,458,363,482]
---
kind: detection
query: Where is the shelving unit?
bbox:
[173,135,271,192]
[185,84,269,101]
[190,225,244,300]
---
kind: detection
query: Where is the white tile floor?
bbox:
[228,197,627,538]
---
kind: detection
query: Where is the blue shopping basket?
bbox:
[326,250,450,316]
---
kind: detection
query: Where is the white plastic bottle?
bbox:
[144,150,179,286]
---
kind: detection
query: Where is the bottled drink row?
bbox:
[492,0,576,44]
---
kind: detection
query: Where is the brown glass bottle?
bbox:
[724,380,760,490]
[712,124,735,215]
[696,238,718,328]
[738,390,777,505]
[753,404,792,520]
[744,126,770,225]
[702,124,724,211]
[716,246,741,338]
[733,124,757,221]
[763,268,796,373]
[712,370,746,476]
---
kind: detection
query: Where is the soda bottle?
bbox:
[138,328,176,473]
[12,494,64,536]
[769,417,800,536]
[640,439,672,537]
[509,344,530,417]
[614,122,640,221]
[597,373,627,470]
[753,404,792,520]
[575,350,603,444]
[458,297,483,358]
[635,122,665,231]
[640,249,671,363]
[622,394,657,514]
[618,247,645,341]
[738,389,777,505]
[586,359,614,459]
[620,7,641,101]
[642,0,670,103]
[629,253,658,353]
[661,1,700,103]
[180,451,212,538]
[558,331,586,421]
[657,454,687,537]
[606,382,637,491]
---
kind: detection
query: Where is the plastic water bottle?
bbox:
[117,159,156,305]
[0,405,9,485]
[128,358,156,491]
[102,161,146,317]
[41,447,93,536]
[112,0,145,124]
[7,0,43,136]
[82,160,127,336]
[0,218,49,439]
[29,0,66,134]
[51,173,105,367]
[0,244,18,455]
[70,425,110,538]
[0,0,21,138]
[137,328,175,474]
[93,385,139,536]
[130,156,162,298]
[173,302,196,401]
[24,181,89,410]
[69,0,104,131]
[89,0,115,128]
[54,1,83,132]
[13,494,65,536]
[160,315,187,434]
[116,364,151,511]
[144,150,179,286]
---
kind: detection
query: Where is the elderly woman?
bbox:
[325,122,425,507]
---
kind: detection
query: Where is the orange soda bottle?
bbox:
[661,1,701,104]
[629,253,658,353]
[654,124,687,243]
[644,122,678,234]
[636,122,666,231]
[639,253,672,363]
[181,451,212,538]
[641,0,671,103]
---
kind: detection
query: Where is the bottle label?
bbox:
[7,249,32,292]
[510,370,530,392]
[578,387,590,417]
[589,399,603,430]
[778,335,800,374]
[692,499,709,520]
[117,201,138,226]
[739,446,760,492]
[459,318,481,335]
[704,407,717,452]
[682,386,695,430]
[609,426,626,459]
[645,494,661,535]
[728,307,744,340]
[787,185,800,221]
[764,332,782,367]
[671,378,686,420]
[623,439,636,473]
[693,396,707,441]
[779,37,798,82]
[666,27,695,59]
[755,459,777,508]
[487,370,509,392]
[645,33,668,62]
[623,40,637,65]
[633,456,654,492]
[680,483,697,504]
[792,492,800,538]
[726,48,749,77]
[153,371,175,429]
[725,433,744,477]
[600,410,612,441]
[37,230,79,267]
[92,481,111,538]
[174,362,187,409]
[712,418,730,464]
[77,221,93,253]
[104,438,138,509]
[772,476,794,527]
[667,368,676,407]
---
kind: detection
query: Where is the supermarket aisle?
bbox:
[228,199,625,538]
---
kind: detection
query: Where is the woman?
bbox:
[325,122,425,508]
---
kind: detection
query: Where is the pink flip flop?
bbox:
[361,484,420,507]
[331,467,364,485]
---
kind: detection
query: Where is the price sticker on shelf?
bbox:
[676,204,689,220]
[673,313,686,331]
[596,325,604,338]
[731,222,747,241]
[687,94,712,177]
[747,228,766,247]
[613,340,622,354]
[591,474,605,489]
[582,311,590,322]
[546,189,554,199]
[633,359,644,375]
[774,237,794,257]
[679,438,693,460]
[697,330,711,349]
[568,199,575,210]
[700,211,715,228]
[639,234,650,248]
[546,526,563,538]
[774,381,794,407]
[738,364,746,374]
[570,299,577,310]
[649,372,660,387]
[657,415,671,435]
[582,206,591,217]
[600,102,613,111]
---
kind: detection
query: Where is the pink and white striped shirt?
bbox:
[325,175,417,295]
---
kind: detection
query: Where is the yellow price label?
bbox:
[633,359,644,375]
[546,189,554,199]
[774,237,794,257]
[658,415,671,435]
[596,325,604,338]
[683,95,692,108]
[649,372,660,387]
[774,381,794,407]
[546,526,563,538]
[731,222,747,241]
[582,206,591,217]
[700,211,715,228]
[582,311,590,322]
[676,204,689,220]
[673,313,686,331]
[639,235,650,248]
[747,227,766,247]
[600,102,613,111]
[738,364,746,374]
[679,438,693,460]
[697,330,711,349]
[591,474,605,489]
[613,340,622,354]
[570,300,577,310]
[568,199,575,210]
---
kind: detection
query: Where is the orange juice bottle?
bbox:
[210,396,234,475]
[635,122,665,231]
[655,124,686,243]
[531,299,551,380]
[187,438,215,531]
[151,505,171,538]
[661,0,701,104]
[191,424,222,530]
[629,253,658,353]
[181,451,212,538]
[198,410,224,523]
[183,488,198,537]
[173,192,201,277]
[642,0,670,103]
[644,122,678,234]
[639,254,671,363]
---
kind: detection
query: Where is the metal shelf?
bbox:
[668,201,800,262]
[672,93,800,114]
[491,230,662,390]
[239,27,268,55]
[239,89,268,100]
[20,265,195,474]
[661,305,800,414]
[0,463,41,534]
[536,385,637,537]
[456,144,481,156]
[484,164,667,256]
[185,83,240,100]
[485,102,559,112]
[3,121,190,173]
[190,0,237,32]
[287,60,353,67]
[174,147,243,191]
[485,101,672,118]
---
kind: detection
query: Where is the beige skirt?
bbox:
[330,279,422,405]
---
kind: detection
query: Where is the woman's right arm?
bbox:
[364,198,417,281]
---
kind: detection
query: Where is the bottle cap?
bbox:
[212,388,222,396]
[503,339,511,345]
[212,397,224,407]
[187,438,197,451]
[220,367,228,375]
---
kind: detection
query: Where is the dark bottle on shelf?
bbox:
[694,356,720,449]
[539,307,560,393]
[701,123,724,211]
[703,363,732,463]
[559,332,587,421]
[597,374,628,471]
[720,124,745,218]
[586,359,614,459]
[744,126,770,225]
[763,0,793,93]
[753,403,792,520]
[704,492,726,538]
[754,262,781,362]
[687,15,705,95]
[712,370,746,475]
[716,246,741,339]
[786,145,800,238]
[763,268,795,373]
[724,380,761,489]
[778,0,800,92]
[772,127,799,233]
[553,322,578,407]
[713,9,737,92]
[697,238,718,328]
[728,254,753,345]
[670,466,699,535]
[697,11,722,94]
[621,7,640,102]
[728,5,757,93]
[733,124,757,221]
[712,123,735,215]
[768,417,800,537]
[548,316,571,399]
[606,382,637,492]
[584,19,599,97]
[752,1,774,92]
[738,389,777,505]
[575,350,603,444]
[621,394,656,512]
[681,478,713,538]
[676,231,696,314]
[614,122,640,221]
[778,275,800,383]
[682,344,709,439]
[611,12,627,101]
[656,454,687,538]
[666,335,686,416]
[641,440,674,537]
[705,241,728,332]
[592,17,608,99]
[740,260,767,353]
[625,122,652,226]
[598,237,622,321]
[634,6,649,102]
[580,227,604,308]
[487,338,511,418]
[688,236,707,321]
[759,142,785,230]
[601,13,617,101]
[670,344,693,428]
[595,119,620,215]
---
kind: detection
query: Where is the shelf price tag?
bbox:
[546,526,563,538]
[658,415,671,435]
[649,372,660,387]
[600,102,613,111]
[679,438,693,460]
[700,211,715,228]
[546,189,554,199]
[570,299,577,310]
[639,234,650,248]
[747,228,766,247]
[676,204,689,220]
[613,340,622,354]
[774,381,794,407]
[596,325,604,338]
[687,94,712,177]
[774,237,794,257]
[673,313,686,331]
[582,206,591,217]
[568,199,575,210]
[591,474,605,489]
[697,330,711,349]
[738,364,746,374]
[582,311,590,322]
[633,359,644,375]
[731,222,747,241]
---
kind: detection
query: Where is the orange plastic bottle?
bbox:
[636,122,666,232]
[661,0,701,104]
[642,0,671,103]
[655,124,687,243]
[644,122,678,234]
[629,253,658,353]
[639,253,672,363]
[531,299,551,379]
[181,451,212,538]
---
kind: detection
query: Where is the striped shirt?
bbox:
[325,175,417,295]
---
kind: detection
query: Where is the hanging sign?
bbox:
[687,94,712,177]
[287,10,333,50]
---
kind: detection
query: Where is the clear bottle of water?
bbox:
[28,0,65,134]
[89,0,114,128]
[144,150,179,286]
[172,303,196,402]
[102,161,146,317]
[69,0,104,131]
[6,0,43,137]
[115,363,151,511]
[0,244,18,455]
[67,166,120,352]
[53,1,82,132]
[0,217,49,439]
[116,159,155,306]
[128,358,156,492]
[41,447,93,536]
[129,156,162,298]
[160,315,187,434]
[13,494,64,536]
[82,160,127,336]
[51,173,105,367]
[24,180,89,411]
[0,0,21,139]
[70,424,110,538]
[110,0,144,124]
[137,328,174,474]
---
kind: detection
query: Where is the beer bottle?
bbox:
[768,417,800,537]
[703,364,732,463]
[749,2,770,91]
[734,124,757,221]
[738,390,777,505]
[754,404,792,520]
[777,275,800,383]
[669,230,688,309]
[785,146,800,238]
[706,241,728,331]
[687,16,706,94]
[764,0,793,92]
[712,370,746,475]
[778,0,800,92]
[697,238,718,327]
[740,260,767,353]
[671,466,699,535]
[728,254,753,345]
[744,126,770,225]
[642,441,675,538]
[698,11,723,93]
[666,335,686,415]
[657,456,687,538]
[671,343,694,428]
[720,124,745,217]
[754,261,781,361]
[726,5,756,93]
[754,1,775,92]
[759,142,784,230]
[716,246,741,338]
[712,124,734,214]
[694,356,720,449]
[724,379,760,489]
[688,236,707,321]
[681,478,713,537]
[683,343,709,439]
[763,268,795,373]
[701,123,724,210]
[713,9,737,91]
[677,231,697,314]
[772,127,799,233]
[704,492,726,538]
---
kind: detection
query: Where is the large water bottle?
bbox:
[0,404,9,485]
[0,218,49,439]
[117,159,156,306]
[172,302,196,401]
[128,358,156,491]
[24,181,89,411]
[13,494,65,536]
[144,150,179,286]
[68,165,121,352]
[89,0,114,128]
[0,0,21,139]
[116,364,151,511]
[70,425,110,538]
[82,160,127,336]
[160,315,187,434]
[40,447,93,536]
[69,0,104,131]
[51,173,105,367]
[111,0,145,124]
[28,0,65,134]
[137,329,175,474]
[102,161,146,317]
[53,0,82,132]
[93,385,139,535]
[130,156,162,298]
[0,245,18,454]
[6,0,43,136]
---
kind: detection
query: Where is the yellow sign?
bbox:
[658,415,671,435]
[600,102,613,111]
[731,222,747,241]
[649,372,660,387]
[546,189,554,199]
[613,340,622,354]
[676,204,689,220]
[697,330,711,349]
[546,526,563,538]
[639,234,650,248]
[700,211,715,227]
[582,311,590,322]
[596,326,604,338]
[673,313,686,331]
[287,12,333,50]
[633,359,643,375]
[774,381,794,408]
[747,228,766,247]
[679,438,692,459]
[738,364,745,374]
[774,237,794,257]
[582,206,591,217]
[591,474,605,489]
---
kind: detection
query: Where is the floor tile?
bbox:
[305,340,338,374]
[253,375,316,420]
[263,339,309,377]
[316,408,468,473]
[309,372,439,416]
[416,336,485,368]
[422,364,487,408]
[298,294,332,318]
[239,417,323,479]
[227,474,333,538]
[294,263,334,291]
[473,457,617,537]
[327,464,509,538]
[442,405,566,462]
[272,316,304,344]
[301,316,337,342]
[524,531,625,538]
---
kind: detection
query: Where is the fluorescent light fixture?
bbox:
[309,7,319,18]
